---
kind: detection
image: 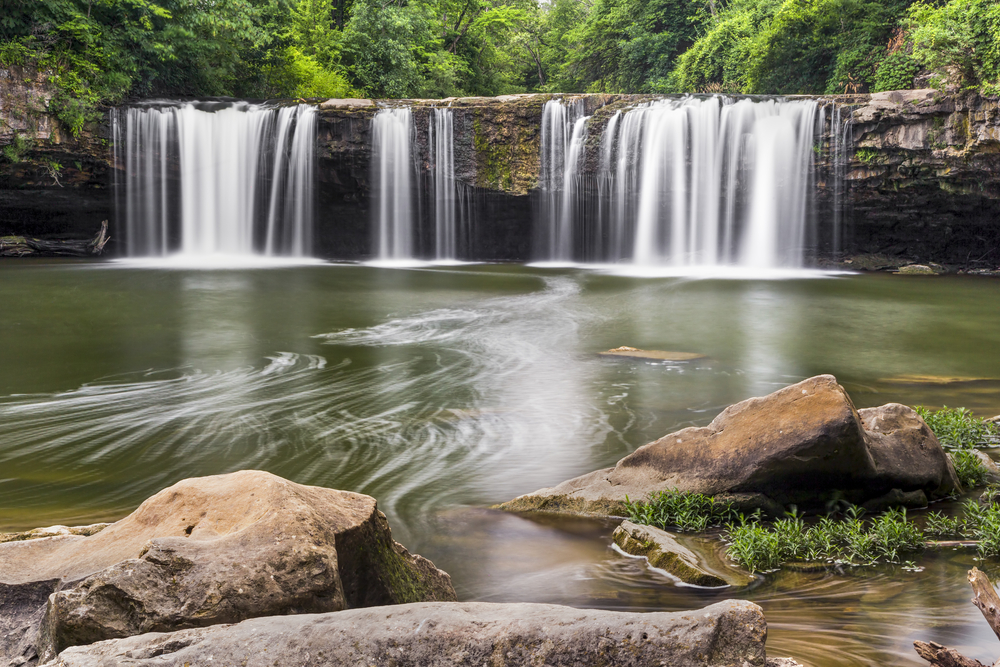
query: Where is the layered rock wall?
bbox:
[2,77,999,265]
[0,67,112,240]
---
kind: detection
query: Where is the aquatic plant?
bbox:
[623,489,739,533]
[916,406,1000,449]
[725,506,925,573]
[952,449,991,489]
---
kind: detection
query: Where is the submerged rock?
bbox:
[0,471,455,665]
[599,346,707,361]
[44,599,767,667]
[612,520,753,587]
[498,375,960,517]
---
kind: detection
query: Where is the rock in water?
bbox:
[0,471,455,665]
[498,375,960,516]
[44,599,767,667]
[612,520,753,587]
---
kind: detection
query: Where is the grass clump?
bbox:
[725,507,925,573]
[916,406,1000,449]
[925,494,1000,559]
[952,449,991,489]
[623,489,739,532]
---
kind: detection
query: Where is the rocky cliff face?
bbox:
[0,67,112,241]
[839,89,1000,264]
[1,77,998,266]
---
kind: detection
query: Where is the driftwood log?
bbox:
[0,220,109,257]
[915,567,1000,667]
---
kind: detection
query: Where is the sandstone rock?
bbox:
[44,599,767,667]
[0,471,455,665]
[612,520,753,587]
[319,98,373,108]
[860,403,960,498]
[599,346,707,361]
[895,264,938,275]
[767,658,805,667]
[0,524,109,545]
[969,450,1000,483]
[498,375,960,517]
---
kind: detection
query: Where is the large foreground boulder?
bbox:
[499,375,960,517]
[44,600,767,667]
[0,471,455,666]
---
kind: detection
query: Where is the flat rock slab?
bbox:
[45,600,767,667]
[613,520,754,587]
[600,346,707,361]
[498,375,960,517]
[0,471,455,665]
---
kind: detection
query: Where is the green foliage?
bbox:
[874,49,920,92]
[623,489,740,532]
[1,132,33,164]
[726,506,925,573]
[855,148,879,164]
[1,0,997,113]
[952,449,991,489]
[907,0,1000,95]
[915,406,1000,449]
[926,497,1000,558]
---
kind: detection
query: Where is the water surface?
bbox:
[2,260,1000,666]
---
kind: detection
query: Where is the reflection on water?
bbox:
[2,262,1000,666]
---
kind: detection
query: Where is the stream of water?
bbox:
[2,261,1000,665]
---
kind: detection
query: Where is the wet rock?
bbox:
[44,599,768,667]
[970,450,1000,483]
[860,488,928,513]
[0,524,110,545]
[498,375,960,517]
[895,264,939,275]
[612,520,753,587]
[0,471,455,665]
[860,403,959,498]
[599,346,707,361]
[767,658,805,667]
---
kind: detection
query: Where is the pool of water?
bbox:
[2,259,1000,665]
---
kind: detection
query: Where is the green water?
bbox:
[2,259,1000,666]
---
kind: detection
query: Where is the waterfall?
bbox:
[113,102,316,258]
[543,96,820,269]
[538,99,585,261]
[830,104,853,257]
[430,108,458,260]
[372,108,415,261]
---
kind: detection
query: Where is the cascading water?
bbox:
[540,95,820,269]
[113,102,316,258]
[371,108,415,261]
[538,99,586,261]
[429,108,458,260]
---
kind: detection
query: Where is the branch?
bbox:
[914,568,1000,667]
[914,641,988,667]
[970,567,1000,644]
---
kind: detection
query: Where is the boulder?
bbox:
[44,599,767,667]
[498,375,961,517]
[0,471,455,666]
[612,520,754,587]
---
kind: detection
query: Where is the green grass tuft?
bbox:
[916,406,1000,450]
[623,489,741,532]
